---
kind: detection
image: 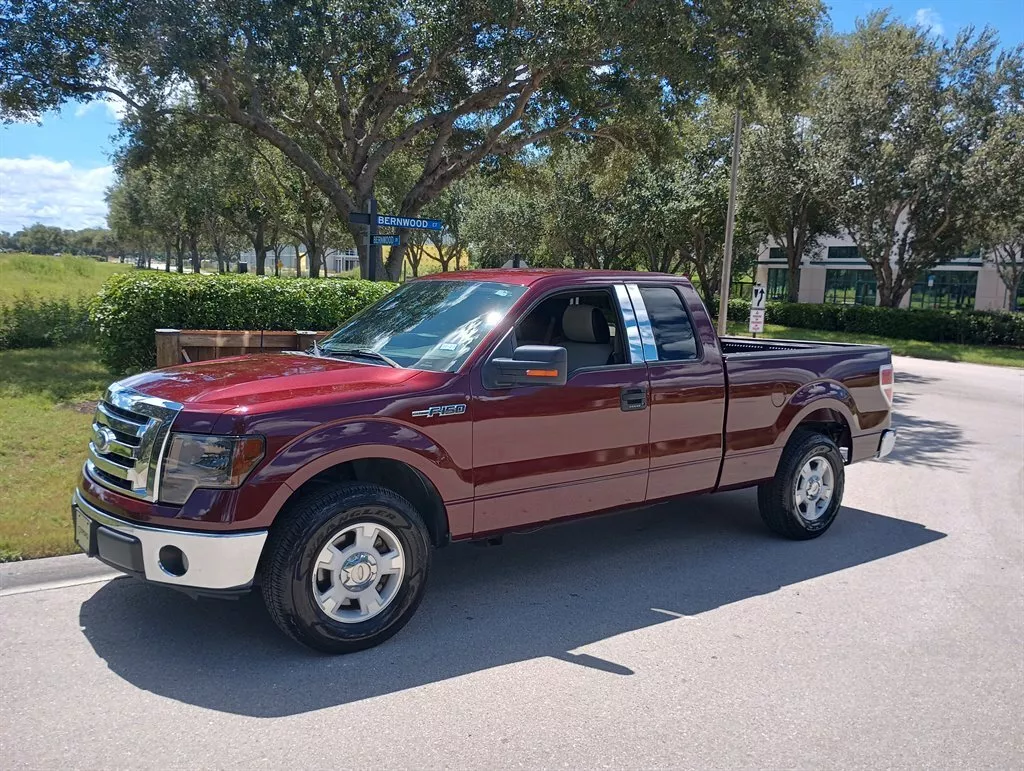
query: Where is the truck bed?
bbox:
[719,335,890,359]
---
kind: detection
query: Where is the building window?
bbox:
[909,271,977,310]
[768,247,786,261]
[824,269,877,305]
[827,246,861,260]
[766,268,788,300]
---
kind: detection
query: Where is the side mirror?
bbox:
[486,345,568,388]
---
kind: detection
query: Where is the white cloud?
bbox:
[0,156,115,231]
[73,93,127,121]
[915,8,945,37]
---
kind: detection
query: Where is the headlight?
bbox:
[159,433,265,505]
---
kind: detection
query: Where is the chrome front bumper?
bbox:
[876,429,897,459]
[73,490,267,591]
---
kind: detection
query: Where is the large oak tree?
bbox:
[1,0,822,280]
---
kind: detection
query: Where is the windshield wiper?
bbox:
[323,347,400,368]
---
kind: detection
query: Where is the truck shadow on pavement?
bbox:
[79,490,945,717]
[888,372,970,472]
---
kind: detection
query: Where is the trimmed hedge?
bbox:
[91,273,397,373]
[0,295,93,350]
[711,298,1024,348]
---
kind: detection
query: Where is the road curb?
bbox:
[0,554,121,596]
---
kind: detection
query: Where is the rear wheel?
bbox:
[757,430,845,540]
[261,482,431,653]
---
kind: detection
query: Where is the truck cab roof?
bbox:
[416,268,692,287]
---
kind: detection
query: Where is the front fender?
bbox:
[249,418,472,529]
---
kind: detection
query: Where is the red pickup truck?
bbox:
[75,269,896,652]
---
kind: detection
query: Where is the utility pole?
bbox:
[717,88,744,336]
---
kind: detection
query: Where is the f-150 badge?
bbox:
[412,404,467,418]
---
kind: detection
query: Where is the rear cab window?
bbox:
[638,286,700,362]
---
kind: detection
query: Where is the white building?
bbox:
[753,232,1015,311]
[238,246,360,274]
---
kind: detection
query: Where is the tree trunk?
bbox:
[164,244,171,273]
[785,243,800,303]
[175,238,184,273]
[188,232,200,273]
[253,220,266,275]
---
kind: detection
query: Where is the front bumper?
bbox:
[73,489,267,592]
[876,429,897,459]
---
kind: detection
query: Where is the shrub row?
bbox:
[712,298,1024,347]
[0,295,93,350]
[91,273,396,373]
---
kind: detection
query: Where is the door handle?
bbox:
[620,387,647,412]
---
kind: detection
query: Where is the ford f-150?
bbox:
[74,269,896,652]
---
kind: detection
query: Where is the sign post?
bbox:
[366,197,379,281]
[748,283,767,336]
[348,199,444,280]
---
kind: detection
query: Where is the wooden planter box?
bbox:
[155,329,331,368]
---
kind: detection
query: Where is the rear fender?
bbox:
[777,381,858,451]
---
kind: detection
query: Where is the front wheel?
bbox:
[757,430,845,540]
[261,482,431,653]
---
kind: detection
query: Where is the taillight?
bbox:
[879,364,894,406]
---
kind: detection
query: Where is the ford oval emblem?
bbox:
[94,425,116,454]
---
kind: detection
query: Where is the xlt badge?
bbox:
[412,404,467,418]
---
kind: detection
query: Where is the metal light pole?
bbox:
[717,90,744,336]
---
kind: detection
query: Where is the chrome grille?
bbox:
[86,384,182,501]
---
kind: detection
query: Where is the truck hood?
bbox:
[119,353,422,411]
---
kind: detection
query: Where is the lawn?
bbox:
[726,322,1024,368]
[0,345,114,561]
[0,252,131,303]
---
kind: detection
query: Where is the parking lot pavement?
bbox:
[1,356,1021,770]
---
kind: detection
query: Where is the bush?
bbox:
[91,273,397,373]
[0,295,93,350]
[711,296,1024,347]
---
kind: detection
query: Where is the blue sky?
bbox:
[1,0,1022,232]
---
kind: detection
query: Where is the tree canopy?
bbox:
[1,0,823,279]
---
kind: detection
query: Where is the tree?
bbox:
[741,104,838,301]
[463,173,547,268]
[820,14,1004,307]
[1,0,823,280]
[545,145,637,270]
[968,75,1024,310]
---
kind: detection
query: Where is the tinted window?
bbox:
[639,287,698,362]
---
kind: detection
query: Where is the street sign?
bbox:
[751,283,767,309]
[749,308,765,334]
[348,198,445,281]
[376,214,443,231]
[348,212,442,231]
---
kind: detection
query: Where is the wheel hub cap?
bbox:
[794,456,835,522]
[311,521,406,624]
[340,552,378,591]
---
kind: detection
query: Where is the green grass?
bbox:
[0,252,130,304]
[727,322,1024,368]
[0,345,115,561]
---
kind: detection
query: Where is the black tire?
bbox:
[261,482,431,654]
[757,430,845,540]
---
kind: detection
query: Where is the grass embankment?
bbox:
[0,345,114,561]
[726,322,1024,368]
[0,252,130,303]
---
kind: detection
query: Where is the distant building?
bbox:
[754,232,1016,311]
[239,246,359,274]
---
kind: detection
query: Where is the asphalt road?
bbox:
[2,356,1021,770]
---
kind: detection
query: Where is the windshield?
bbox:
[319,280,527,372]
